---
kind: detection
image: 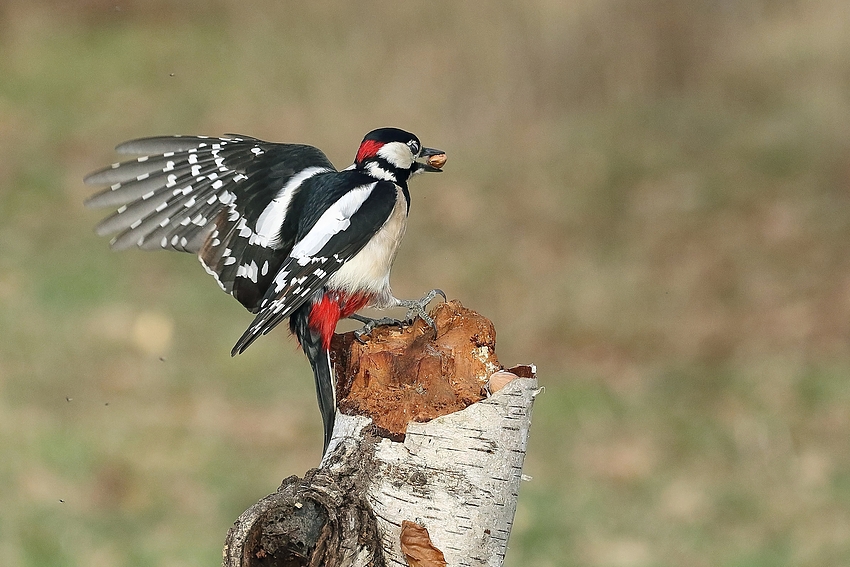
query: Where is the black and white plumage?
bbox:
[85,128,447,451]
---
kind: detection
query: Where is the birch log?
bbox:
[222,300,539,567]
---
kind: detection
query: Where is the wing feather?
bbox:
[85,134,336,311]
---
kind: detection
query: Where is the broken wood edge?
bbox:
[323,368,537,459]
[222,372,540,566]
[331,300,502,440]
[222,440,388,567]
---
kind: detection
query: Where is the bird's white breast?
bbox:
[326,187,408,305]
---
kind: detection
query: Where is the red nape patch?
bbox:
[355,140,383,163]
[308,291,374,350]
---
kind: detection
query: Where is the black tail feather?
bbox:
[290,303,336,453]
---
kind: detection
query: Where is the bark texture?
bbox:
[223,301,538,567]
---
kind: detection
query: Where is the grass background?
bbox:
[2,1,850,565]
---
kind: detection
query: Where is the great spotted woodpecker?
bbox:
[85,128,447,450]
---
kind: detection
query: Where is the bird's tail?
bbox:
[290,302,336,453]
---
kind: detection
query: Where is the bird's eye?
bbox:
[408,141,420,155]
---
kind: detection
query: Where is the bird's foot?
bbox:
[396,288,447,331]
[350,313,405,343]
[349,290,446,342]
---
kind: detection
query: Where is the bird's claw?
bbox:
[350,314,405,343]
[398,288,447,332]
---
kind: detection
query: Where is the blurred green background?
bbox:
[2,0,850,565]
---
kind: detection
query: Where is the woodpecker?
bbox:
[85,127,447,451]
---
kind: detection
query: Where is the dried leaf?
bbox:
[400,521,447,567]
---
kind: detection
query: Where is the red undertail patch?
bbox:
[309,291,373,350]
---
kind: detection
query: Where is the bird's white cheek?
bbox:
[377,142,414,169]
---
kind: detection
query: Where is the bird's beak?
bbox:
[416,147,447,173]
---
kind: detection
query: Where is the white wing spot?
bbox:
[241,262,254,280]
[273,270,290,292]
[236,218,253,238]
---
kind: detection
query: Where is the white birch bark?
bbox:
[322,372,540,567]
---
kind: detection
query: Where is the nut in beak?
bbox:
[426,153,447,170]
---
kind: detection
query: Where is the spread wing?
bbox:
[231,179,400,355]
[85,135,335,311]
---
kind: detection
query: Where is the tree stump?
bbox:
[223,300,539,567]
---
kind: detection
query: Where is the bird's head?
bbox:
[354,127,446,183]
